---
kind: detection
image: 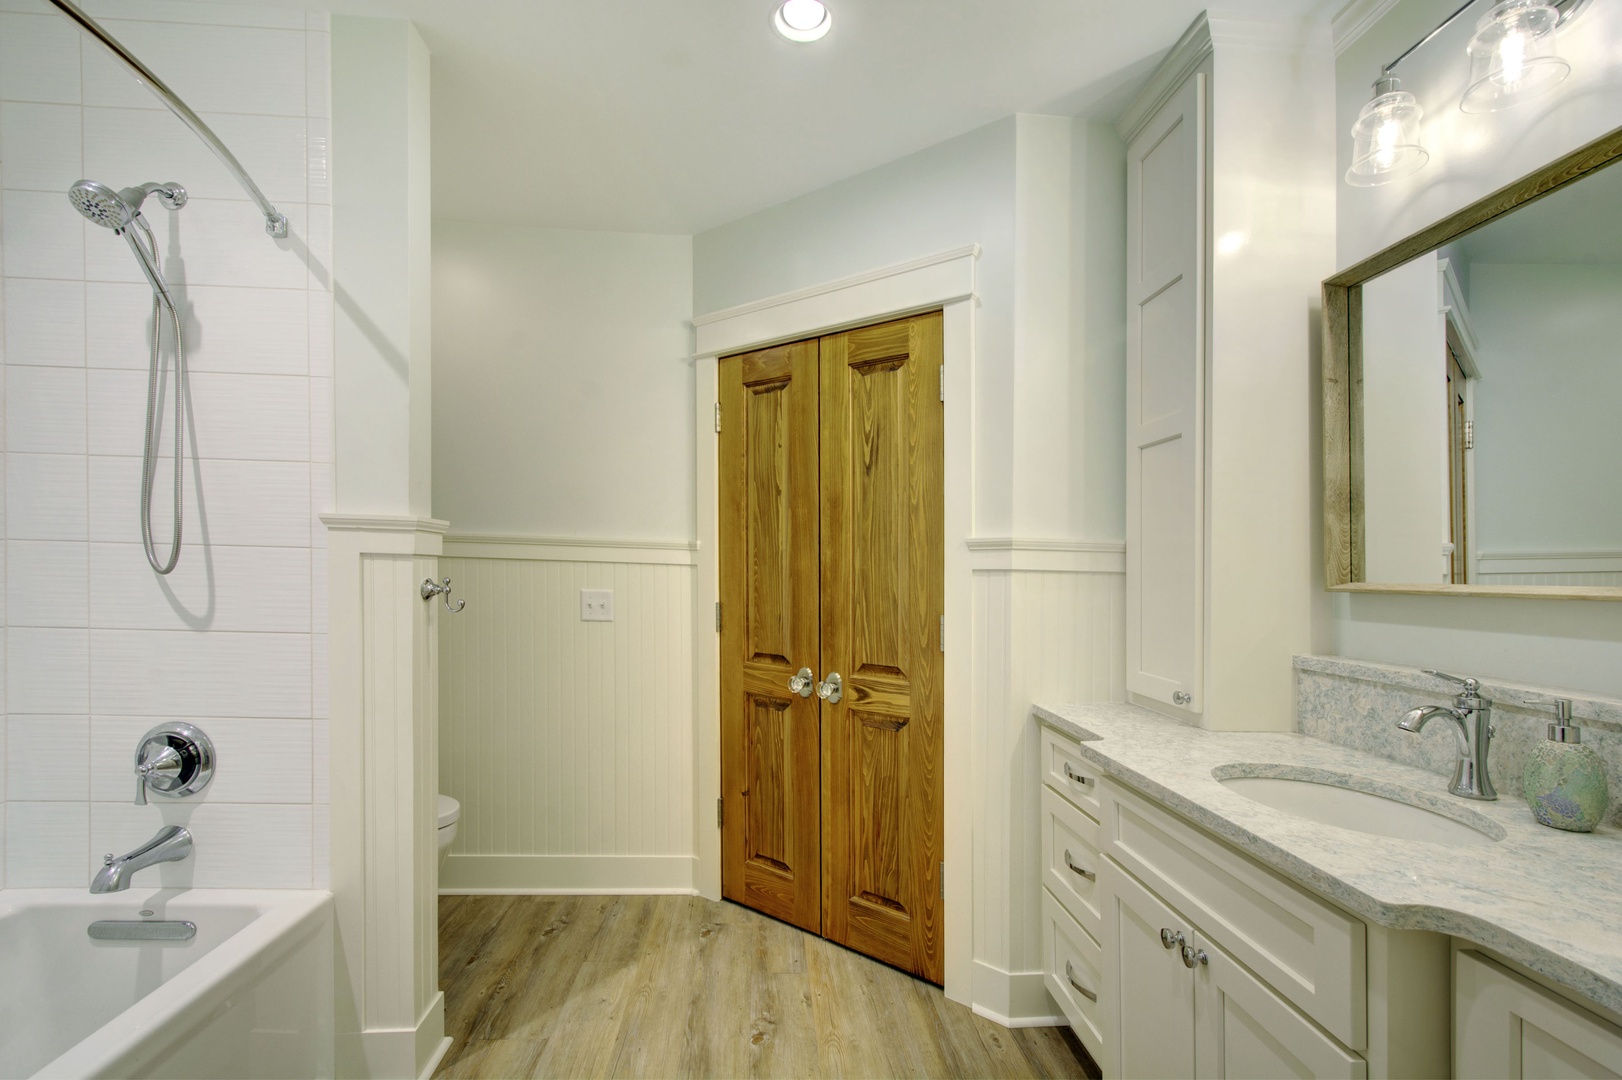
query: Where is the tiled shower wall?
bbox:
[0,0,332,888]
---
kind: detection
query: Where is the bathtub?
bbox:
[0,889,333,1080]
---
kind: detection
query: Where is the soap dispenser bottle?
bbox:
[1521,697,1610,832]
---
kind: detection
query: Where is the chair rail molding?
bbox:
[967,537,1128,574]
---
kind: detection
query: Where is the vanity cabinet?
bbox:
[1455,949,1622,1078]
[1039,723,1450,1079]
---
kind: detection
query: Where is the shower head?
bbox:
[67,179,187,231]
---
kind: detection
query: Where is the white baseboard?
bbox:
[971,960,1066,1028]
[339,992,446,1080]
[439,854,697,894]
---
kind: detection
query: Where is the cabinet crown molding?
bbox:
[1117,13,1211,143]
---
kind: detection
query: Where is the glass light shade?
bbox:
[1346,86,1429,187]
[1461,0,1569,112]
[774,0,831,42]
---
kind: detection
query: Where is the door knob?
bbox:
[816,672,843,704]
[788,668,814,698]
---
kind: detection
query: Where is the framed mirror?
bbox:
[1323,124,1622,600]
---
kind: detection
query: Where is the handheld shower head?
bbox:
[68,179,134,230]
[67,179,187,230]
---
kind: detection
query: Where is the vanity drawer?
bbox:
[1042,888,1106,1068]
[1042,786,1103,935]
[1040,726,1102,817]
[1101,778,1368,1050]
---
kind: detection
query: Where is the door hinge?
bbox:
[714,401,722,433]
[940,861,945,898]
[939,365,945,402]
[717,796,724,828]
[715,601,722,632]
[939,615,945,652]
[1464,419,1474,449]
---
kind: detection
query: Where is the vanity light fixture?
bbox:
[1346,76,1429,186]
[1461,0,1570,112]
[774,0,831,42]
[1343,0,1586,186]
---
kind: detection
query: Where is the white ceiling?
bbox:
[316,1,1336,234]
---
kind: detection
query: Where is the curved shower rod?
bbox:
[46,0,289,239]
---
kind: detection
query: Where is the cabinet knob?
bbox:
[1181,944,1209,968]
[1172,690,1192,706]
[1160,928,1185,950]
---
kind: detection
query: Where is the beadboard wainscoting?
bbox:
[437,536,697,893]
[1474,551,1622,589]
[969,546,1125,1025]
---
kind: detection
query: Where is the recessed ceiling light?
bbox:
[774,0,831,42]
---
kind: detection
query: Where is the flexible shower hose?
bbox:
[134,216,186,575]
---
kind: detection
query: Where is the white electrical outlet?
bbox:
[580,589,614,622]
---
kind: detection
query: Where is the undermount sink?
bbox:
[1215,767,1504,846]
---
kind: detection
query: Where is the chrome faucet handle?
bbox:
[1423,669,1478,691]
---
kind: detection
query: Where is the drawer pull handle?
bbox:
[1065,961,1098,1002]
[1062,763,1094,787]
[1159,928,1185,950]
[1181,944,1209,968]
[1063,850,1096,881]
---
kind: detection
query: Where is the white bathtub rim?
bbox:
[12,889,332,1080]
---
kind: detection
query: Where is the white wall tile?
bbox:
[4,278,85,366]
[7,627,89,713]
[76,1,305,31]
[311,632,327,718]
[8,539,87,627]
[0,13,81,104]
[303,202,330,289]
[305,30,329,118]
[87,370,310,461]
[0,102,83,191]
[5,800,89,886]
[7,714,88,799]
[83,107,309,205]
[6,365,85,454]
[7,452,87,539]
[82,21,306,117]
[82,198,309,291]
[311,799,328,889]
[307,291,332,378]
[311,716,328,802]
[310,376,332,462]
[89,542,310,633]
[86,281,309,375]
[91,714,311,803]
[90,800,311,888]
[89,455,311,548]
[306,116,329,204]
[1,189,85,280]
[89,628,311,717]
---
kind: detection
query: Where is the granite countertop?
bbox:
[1033,701,1622,1016]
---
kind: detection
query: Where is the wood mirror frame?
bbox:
[1322,123,1622,601]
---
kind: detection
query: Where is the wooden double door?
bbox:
[719,311,945,984]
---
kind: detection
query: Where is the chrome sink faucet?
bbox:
[1398,670,1497,801]
[90,825,192,893]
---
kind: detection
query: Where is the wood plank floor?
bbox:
[435,895,1100,1079]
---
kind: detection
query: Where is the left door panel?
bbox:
[719,340,823,932]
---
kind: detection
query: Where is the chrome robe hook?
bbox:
[421,576,466,613]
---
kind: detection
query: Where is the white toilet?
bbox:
[437,794,461,867]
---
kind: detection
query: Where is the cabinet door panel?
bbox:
[1456,949,1622,1079]
[1194,933,1366,1079]
[1103,858,1195,1079]
[1126,68,1206,715]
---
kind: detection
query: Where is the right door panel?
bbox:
[817,312,945,983]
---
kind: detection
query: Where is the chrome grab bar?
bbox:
[88,919,196,941]
[44,0,289,239]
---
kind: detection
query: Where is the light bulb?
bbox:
[1498,28,1527,86]
[1373,117,1401,170]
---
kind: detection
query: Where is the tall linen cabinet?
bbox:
[1119,13,1333,732]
